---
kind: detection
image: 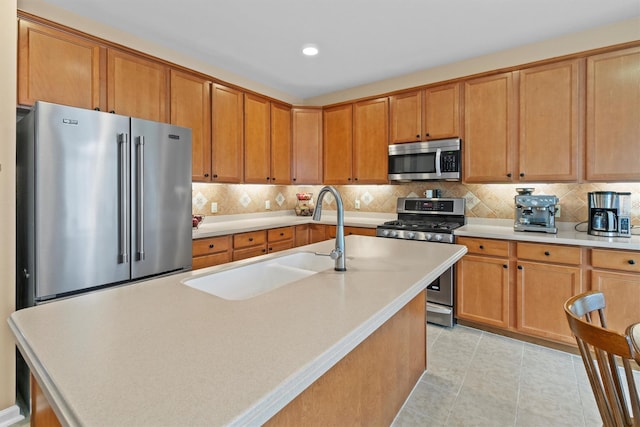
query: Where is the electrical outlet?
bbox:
[555,205,561,217]
[355,199,361,210]
[265,200,271,210]
[211,202,218,213]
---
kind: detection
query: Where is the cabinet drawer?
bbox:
[233,230,267,249]
[268,226,294,243]
[233,245,267,261]
[517,242,582,265]
[192,252,231,270]
[457,237,510,257]
[192,235,231,257]
[345,226,377,237]
[268,240,295,254]
[591,249,640,273]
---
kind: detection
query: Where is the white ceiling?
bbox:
[42,0,640,100]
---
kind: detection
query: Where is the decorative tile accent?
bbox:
[275,192,286,206]
[463,191,480,210]
[192,192,207,210]
[239,193,251,208]
[406,191,419,198]
[361,191,374,205]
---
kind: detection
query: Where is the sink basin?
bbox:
[183,252,335,300]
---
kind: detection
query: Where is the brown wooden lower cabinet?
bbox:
[192,235,232,270]
[294,224,309,246]
[266,291,426,426]
[31,374,62,427]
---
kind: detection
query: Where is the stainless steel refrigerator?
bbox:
[16,101,193,308]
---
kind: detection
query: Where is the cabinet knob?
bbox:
[262,248,266,253]
[416,134,420,138]
[280,232,284,236]
[266,177,270,181]
[425,133,430,137]
[248,237,254,242]
[93,107,100,111]
[517,265,523,270]
[503,264,508,269]
[507,173,512,178]
[109,110,115,114]
[629,259,636,265]
[348,177,352,181]
[293,178,297,182]
[209,244,214,249]
[544,251,550,256]
[479,245,484,249]
[204,173,209,177]
[269,247,273,251]
[213,174,218,178]
[354,177,358,181]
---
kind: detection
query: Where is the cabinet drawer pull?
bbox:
[209,244,214,249]
[507,173,512,178]
[520,173,525,177]
[479,245,484,249]
[248,237,254,242]
[629,259,636,265]
[280,232,284,236]
[416,134,420,138]
[517,265,523,270]
[544,251,550,256]
[503,264,508,269]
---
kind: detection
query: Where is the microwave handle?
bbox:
[435,148,442,176]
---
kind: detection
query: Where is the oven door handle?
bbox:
[427,302,452,315]
[435,148,442,177]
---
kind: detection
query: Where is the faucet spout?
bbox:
[313,186,346,271]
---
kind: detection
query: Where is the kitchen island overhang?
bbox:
[9,236,467,426]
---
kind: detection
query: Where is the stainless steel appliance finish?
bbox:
[388,138,461,182]
[514,194,559,234]
[376,197,465,327]
[588,191,632,237]
[16,101,193,306]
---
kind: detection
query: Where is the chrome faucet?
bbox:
[313,185,346,271]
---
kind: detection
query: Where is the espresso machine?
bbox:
[514,188,559,234]
[588,191,631,237]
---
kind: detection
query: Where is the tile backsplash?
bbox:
[192,182,640,225]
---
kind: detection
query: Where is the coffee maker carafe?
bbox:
[588,191,631,237]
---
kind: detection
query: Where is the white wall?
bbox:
[1,0,17,413]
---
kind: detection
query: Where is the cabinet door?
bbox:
[211,83,244,183]
[464,72,517,182]
[586,47,640,181]
[456,255,510,328]
[516,261,583,344]
[591,270,640,333]
[170,70,211,182]
[292,108,323,184]
[519,60,582,182]
[107,49,168,122]
[18,19,102,109]
[294,224,310,247]
[353,97,389,184]
[389,90,422,143]
[424,83,461,140]
[244,93,271,183]
[309,224,328,243]
[323,104,353,184]
[271,103,292,185]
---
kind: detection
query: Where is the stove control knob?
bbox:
[389,231,398,238]
[407,232,416,239]
[382,229,390,237]
[425,234,433,241]
[434,234,443,242]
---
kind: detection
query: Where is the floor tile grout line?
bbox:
[514,336,525,427]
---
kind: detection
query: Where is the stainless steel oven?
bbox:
[376,197,465,327]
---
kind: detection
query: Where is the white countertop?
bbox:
[192,211,395,239]
[9,236,466,426]
[455,218,640,251]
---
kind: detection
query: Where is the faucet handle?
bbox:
[314,248,342,260]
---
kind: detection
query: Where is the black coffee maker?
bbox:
[588,191,632,237]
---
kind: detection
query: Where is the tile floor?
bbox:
[393,323,640,427]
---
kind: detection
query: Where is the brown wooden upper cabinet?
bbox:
[323,104,354,184]
[107,49,169,122]
[353,97,389,184]
[18,19,103,110]
[464,72,517,183]
[244,95,292,184]
[585,46,640,181]
[211,83,244,183]
[292,107,323,184]
[389,83,461,144]
[170,70,212,182]
[518,59,582,182]
[324,98,389,184]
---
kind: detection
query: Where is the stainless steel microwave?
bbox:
[388,138,462,181]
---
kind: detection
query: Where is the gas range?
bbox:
[376,198,466,244]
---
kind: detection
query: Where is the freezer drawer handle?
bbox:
[136,136,145,261]
[118,133,129,264]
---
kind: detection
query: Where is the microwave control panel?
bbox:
[440,151,459,172]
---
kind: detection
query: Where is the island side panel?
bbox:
[31,374,62,427]
[265,291,426,426]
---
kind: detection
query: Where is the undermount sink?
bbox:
[182,252,335,300]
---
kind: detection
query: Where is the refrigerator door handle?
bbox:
[118,133,128,264]
[136,136,145,261]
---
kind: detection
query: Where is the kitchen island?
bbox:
[9,236,466,426]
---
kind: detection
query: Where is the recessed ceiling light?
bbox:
[302,45,319,56]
